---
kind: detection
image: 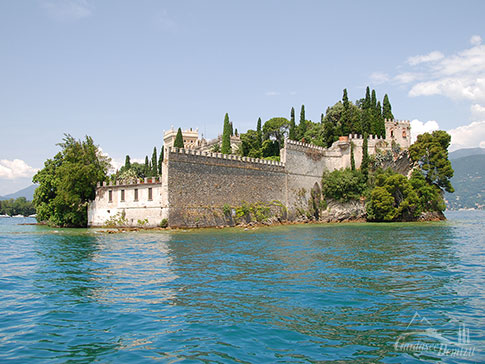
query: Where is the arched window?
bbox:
[390,130,394,138]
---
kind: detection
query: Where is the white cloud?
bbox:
[154,9,177,32]
[410,119,440,142]
[470,35,482,46]
[369,72,390,84]
[265,91,280,96]
[40,0,92,21]
[448,120,485,151]
[471,103,485,120]
[0,159,39,180]
[407,51,444,66]
[394,72,423,84]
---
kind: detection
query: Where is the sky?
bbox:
[1,0,485,195]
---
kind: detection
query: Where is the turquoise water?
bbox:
[0,212,484,363]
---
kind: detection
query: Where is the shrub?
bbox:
[160,218,168,228]
[321,168,367,202]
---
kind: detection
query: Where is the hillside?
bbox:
[449,147,485,160]
[445,154,485,210]
[0,185,37,201]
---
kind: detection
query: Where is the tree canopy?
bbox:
[32,134,111,227]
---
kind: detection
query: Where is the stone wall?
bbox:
[166,148,286,227]
[87,179,167,227]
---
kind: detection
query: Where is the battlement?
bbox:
[97,177,162,189]
[168,147,285,167]
[285,138,327,152]
[348,134,386,140]
[385,118,411,126]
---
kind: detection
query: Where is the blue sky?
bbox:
[1,0,485,195]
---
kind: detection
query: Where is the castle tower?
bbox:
[385,119,411,149]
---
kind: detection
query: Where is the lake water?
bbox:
[0,211,484,363]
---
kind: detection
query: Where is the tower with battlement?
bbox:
[385,119,411,150]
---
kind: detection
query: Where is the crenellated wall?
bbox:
[88,120,411,228]
[165,147,286,227]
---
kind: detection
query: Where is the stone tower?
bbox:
[385,119,411,149]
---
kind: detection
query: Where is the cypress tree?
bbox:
[371,89,377,110]
[376,101,385,137]
[230,122,234,136]
[221,113,231,154]
[256,117,262,148]
[124,155,131,169]
[173,127,184,148]
[299,105,306,140]
[361,87,372,134]
[289,107,296,140]
[144,156,149,176]
[158,148,163,174]
[235,128,238,136]
[361,133,369,181]
[382,94,394,120]
[151,147,158,176]
[341,88,351,136]
[350,142,356,171]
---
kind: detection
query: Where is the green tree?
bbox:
[158,148,163,174]
[350,141,356,171]
[361,133,369,180]
[173,127,184,148]
[32,134,111,227]
[256,117,262,149]
[221,113,232,154]
[144,156,150,176]
[298,105,306,140]
[409,130,454,193]
[340,89,351,136]
[382,94,394,120]
[289,107,297,140]
[125,155,131,169]
[151,147,158,176]
[262,117,290,151]
[367,186,396,221]
[321,168,366,202]
[240,129,262,158]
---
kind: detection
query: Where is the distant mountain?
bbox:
[445,154,485,210]
[449,147,485,160]
[0,185,37,201]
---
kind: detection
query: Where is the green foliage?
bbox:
[158,148,163,174]
[0,197,36,216]
[211,143,221,153]
[289,107,297,140]
[382,94,394,120]
[409,169,446,212]
[222,204,231,216]
[137,218,149,227]
[33,134,111,227]
[361,133,369,181]
[350,142,356,171]
[261,139,280,157]
[144,156,150,176]
[256,117,262,148]
[321,168,367,202]
[367,169,421,221]
[239,129,261,157]
[103,211,127,228]
[409,130,454,193]
[221,113,232,154]
[151,147,158,176]
[125,155,131,169]
[298,105,307,139]
[174,127,184,148]
[160,218,168,228]
[262,117,290,149]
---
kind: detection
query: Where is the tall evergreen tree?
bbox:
[144,156,150,176]
[298,105,307,140]
[151,147,158,176]
[350,142,356,171]
[173,127,184,148]
[235,128,238,136]
[371,89,377,110]
[158,148,163,174]
[256,117,262,148]
[229,122,234,136]
[376,101,385,137]
[382,94,394,120]
[361,133,369,181]
[341,88,351,136]
[289,107,296,140]
[221,113,231,154]
[125,155,131,169]
[361,87,372,134]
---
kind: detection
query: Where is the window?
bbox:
[134,189,138,201]
[402,130,407,138]
[390,130,394,138]
[120,189,125,202]
[148,187,153,201]
[108,190,113,202]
